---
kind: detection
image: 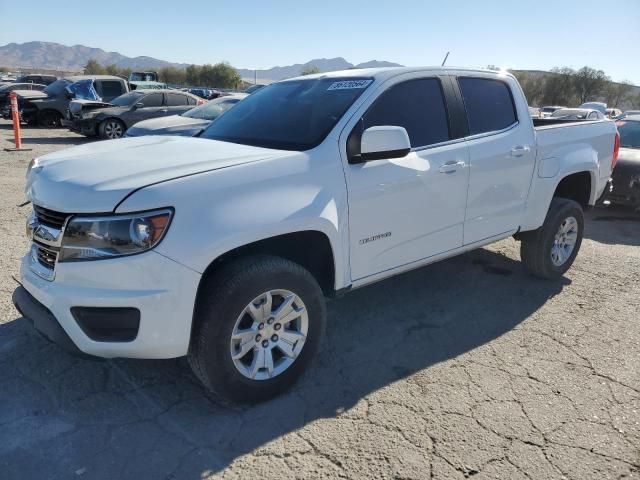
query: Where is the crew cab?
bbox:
[13,68,619,402]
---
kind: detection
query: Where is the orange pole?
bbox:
[9,91,23,149]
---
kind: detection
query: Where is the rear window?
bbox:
[459,78,517,135]
[99,80,125,99]
[166,93,190,106]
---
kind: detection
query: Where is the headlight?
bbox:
[59,209,173,262]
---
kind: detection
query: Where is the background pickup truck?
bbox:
[14,67,619,403]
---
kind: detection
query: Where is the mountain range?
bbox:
[0,41,403,81]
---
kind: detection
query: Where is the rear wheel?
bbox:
[520,197,584,279]
[37,110,62,128]
[99,118,126,139]
[188,255,326,403]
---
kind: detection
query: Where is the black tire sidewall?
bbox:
[194,257,326,402]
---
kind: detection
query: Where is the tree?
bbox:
[158,66,186,85]
[604,81,633,108]
[513,71,543,106]
[84,59,105,75]
[573,66,609,104]
[197,62,241,88]
[541,67,577,106]
[105,64,120,76]
[185,64,200,86]
[301,65,320,76]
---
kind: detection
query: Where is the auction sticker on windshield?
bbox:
[327,80,373,91]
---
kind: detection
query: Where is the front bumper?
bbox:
[19,249,201,359]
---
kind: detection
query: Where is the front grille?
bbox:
[35,243,58,270]
[34,205,70,229]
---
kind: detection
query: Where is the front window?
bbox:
[617,120,640,148]
[183,97,239,120]
[199,77,373,150]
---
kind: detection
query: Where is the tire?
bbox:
[188,255,327,403]
[98,118,126,139]
[37,110,62,128]
[520,197,584,279]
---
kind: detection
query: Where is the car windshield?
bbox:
[43,79,72,96]
[200,77,373,150]
[617,120,640,148]
[111,91,145,106]
[183,97,239,120]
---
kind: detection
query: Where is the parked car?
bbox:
[186,88,220,100]
[619,110,640,119]
[14,75,129,127]
[550,108,604,120]
[579,102,607,115]
[604,116,640,208]
[14,74,58,86]
[606,108,622,119]
[0,83,46,113]
[63,89,201,139]
[245,84,266,94]
[539,105,565,118]
[14,68,618,402]
[126,93,247,137]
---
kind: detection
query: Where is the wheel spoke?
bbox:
[247,302,263,322]
[273,294,295,320]
[263,348,274,377]
[261,292,273,318]
[279,330,306,345]
[278,307,304,325]
[276,338,296,358]
[249,348,265,379]
[232,341,255,361]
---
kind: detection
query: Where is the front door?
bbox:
[342,76,470,280]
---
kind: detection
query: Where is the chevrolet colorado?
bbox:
[13,67,619,402]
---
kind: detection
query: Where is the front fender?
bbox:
[116,146,349,290]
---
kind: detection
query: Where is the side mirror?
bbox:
[134,102,145,109]
[350,125,411,164]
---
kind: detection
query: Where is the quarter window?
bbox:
[363,78,450,148]
[458,78,517,135]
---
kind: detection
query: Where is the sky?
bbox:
[1,0,639,84]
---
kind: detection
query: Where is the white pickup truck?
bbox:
[14,67,619,402]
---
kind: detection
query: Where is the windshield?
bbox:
[111,91,145,106]
[617,120,640,148]
[43,79,72,96]
[130,72,156,81]
[200,77,373,150]
[183,97,240,120]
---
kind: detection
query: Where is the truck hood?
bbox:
[125,115,209,137]
[26,135,292,212]
[14,89,49,100]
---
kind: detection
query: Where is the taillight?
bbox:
[197,99,206,105]
[612,131,620,170]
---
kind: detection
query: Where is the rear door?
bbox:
[165,92,194,116]
[341,75,470,280]
[455,76,536,244]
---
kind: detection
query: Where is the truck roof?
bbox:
[289,66,512,82]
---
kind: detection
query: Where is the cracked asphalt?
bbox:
[1,121,639,479]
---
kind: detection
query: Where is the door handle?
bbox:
[159,109,168,113]
[511,145,531,157]
[438,161,466,174]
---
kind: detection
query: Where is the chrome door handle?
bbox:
[159,109,168,113]
[438,161,466,174]
[511,145,531,157]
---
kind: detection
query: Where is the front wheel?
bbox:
[37,110,62,128]
[99,118,126,139]
[188,255,326,403]
[520,197,584,279]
